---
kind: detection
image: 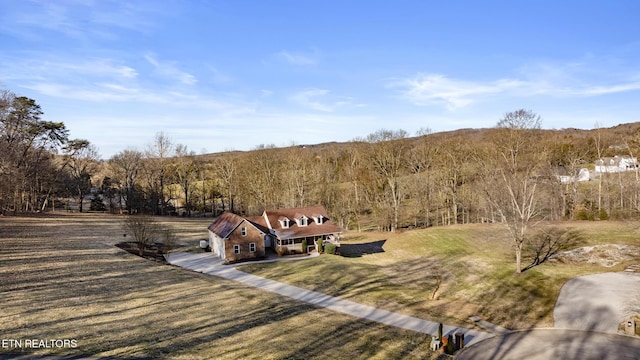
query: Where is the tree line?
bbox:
[5,88,640,272]
[0,90,99,214]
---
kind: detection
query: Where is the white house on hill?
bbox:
[595,156,639,173]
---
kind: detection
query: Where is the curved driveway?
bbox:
[456,328,640,360]
[554,272,640,333]
[166,252,492,345]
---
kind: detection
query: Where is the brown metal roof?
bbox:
[263,206,341,240]
[207,212,247,238]
[246,215,270,234]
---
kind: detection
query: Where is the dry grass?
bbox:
[240,221,640,330]
[0,213,438,359]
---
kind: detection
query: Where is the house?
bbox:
[259,206,342,254]
[595,156,639,173]
[207,211,267,263]
[207,205,341,262]
[556,167,590,184]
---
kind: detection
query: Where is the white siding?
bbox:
[208,230,225,259]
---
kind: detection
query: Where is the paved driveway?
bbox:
[166,252,492,345]
[554,272,640,333]
[456,328,640,360]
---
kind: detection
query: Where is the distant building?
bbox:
[557,167,591,184]
[595,156,639,173]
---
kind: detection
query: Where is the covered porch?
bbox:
[275,233,340,254]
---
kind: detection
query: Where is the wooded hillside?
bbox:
[4,88,640,235]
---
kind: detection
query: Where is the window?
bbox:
[234,244,240,254]
[241,227,247,236]
[298,216,308,226]
[314,216,323,225]
[250,243,256,252]
[281,218,290,228]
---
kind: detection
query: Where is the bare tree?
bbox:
[483,110,546,273]
[172,144,198,216]
[62,139,100,212]
[213,152,238,213]
[145,132,174,215]
[109,149,144,214]
[365,129,410,232]
[122,215,159,256]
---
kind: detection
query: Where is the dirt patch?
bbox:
[550,244,640,267]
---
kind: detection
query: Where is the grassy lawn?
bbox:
[0,213,438,359]
[239,221,640,330]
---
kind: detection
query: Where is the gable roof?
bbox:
[208,212,254,238]
[263,206,341,240]
[246,215,270,234]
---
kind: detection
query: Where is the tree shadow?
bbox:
[340,240,386,257]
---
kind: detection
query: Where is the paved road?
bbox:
[166,252,492,345]
[554,272,640,333]
[456,329,640,360]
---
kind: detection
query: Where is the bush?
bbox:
[301,239,308,253]
[316,239,324,253]
[276,247,288,256]
[325,244,337,255]
[89,194,106,211]
[599,209,609,220]
[575,209,590,221]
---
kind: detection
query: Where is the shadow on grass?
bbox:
[340,240,386,257]
[0,214,437,359]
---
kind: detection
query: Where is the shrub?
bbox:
[325,243,337,255]
[316,239,324,253]
[575,209,590,221]
[301,239,308,253]
[89,194,106,211]
[276,246,288,256]
[599,209,609,220]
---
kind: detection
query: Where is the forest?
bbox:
[3,88,640,234]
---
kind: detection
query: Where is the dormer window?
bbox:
[296,215,309,227]
[280,218,290,228]
[314,215,324,225]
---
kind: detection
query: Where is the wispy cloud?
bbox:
[391,74,522,109]
[289,88,356,112]
[144,54,197,85]
[290,89,332,111]
[278,50,318,66]
[392,63,640,110]
[0,56,138,83]
[0,1,158,41]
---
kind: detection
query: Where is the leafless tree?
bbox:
[62,140,100,212]
[145,132,174,215]
[365,129,410,232]
[482,110,546,273]
[122,215,159,256]
[109,148,144,214]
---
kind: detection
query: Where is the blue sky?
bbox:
[1,1,639,158]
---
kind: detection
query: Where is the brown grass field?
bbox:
[1,213,639,359]
[0,213,437,359]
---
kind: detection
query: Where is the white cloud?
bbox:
[290,89,341,112]
[391,74,521,110]
[278,50,318,66]
[144,54,197,85]
[392,65,640,110]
